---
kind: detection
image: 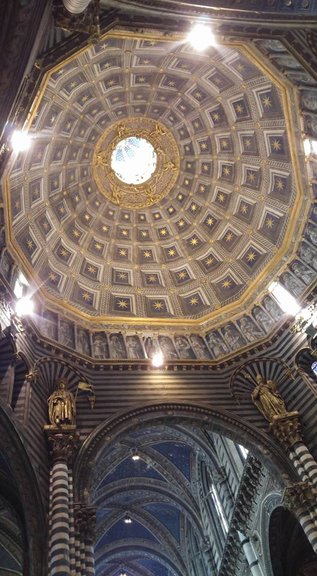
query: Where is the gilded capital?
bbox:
[270,412,302,450]
[45,428,80,464]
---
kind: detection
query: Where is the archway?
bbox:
[0,399,46,576]
[269,506,317,576]
[74,402,298,576]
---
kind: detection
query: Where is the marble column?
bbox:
[237,531,264,576]
[76,505,96,576]
[283,481,317,554]
[45,427,80,576]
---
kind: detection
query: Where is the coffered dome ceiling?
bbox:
[4,31,309,329]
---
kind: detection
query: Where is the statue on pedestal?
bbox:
[48,378,76,426]
[251,375,288,422]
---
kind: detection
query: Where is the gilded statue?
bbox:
[48,378,76,426]
[251,374,288,422]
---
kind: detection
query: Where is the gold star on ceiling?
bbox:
[153,301,164,310]
[190,237,199,246]
[141,231,148,238]
[247,171,256,182]
[217,193,225,203]
[275,178,285,190]
[95,243,102,251]
[189,296,199,306]
[119,248,127,256]
[87,265,97,274]
[117,299,129,309]
[223,166,231,176]
[59,248,68,257]
[221,140,229,149]
[265,217,274,228]
[118,272,127,280]
[246,251,256,262]
[190,204,197,212]
[244,138,252,148]
[199,185,206,193]
[102,225,109,232]
[240,204,248,214]
[159,228,168,236]
[82,291,92,302]
[48,272,57,282]
[222,279,232,288]
[177,271,187,279]
[168,248,176,257]
[271,138,282,151]
[143,250,152,258]
[212,112,220,121]
[225,232,233,242]
[235,103,244,114]
[72,229,80,238]
[206,217,214,226]
[121,230,129,237]
[200,142,208,150]
[261,95,272,109]
[205,257,214,266]
[178,220,185,228]
[147,275,157,283]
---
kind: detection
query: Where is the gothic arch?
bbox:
[74,401,297,497]
[0,398,46,576]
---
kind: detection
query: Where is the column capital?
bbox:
[269,412,302,450]
[45,426,80,464]
[282,481,317,512]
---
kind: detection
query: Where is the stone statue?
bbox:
[251,375,288,422]
[48,378,76,426]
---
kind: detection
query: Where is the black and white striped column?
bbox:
[296,508,317,553]
[50,460,70,576]
[45,429,80,576]
[77,506,96,576]
[68,472,76,576]
[291,443,317,489]
[283,482,317,554]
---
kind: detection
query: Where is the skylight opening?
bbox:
[111,136,157,185]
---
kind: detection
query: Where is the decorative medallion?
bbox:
[93,117,180,209]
